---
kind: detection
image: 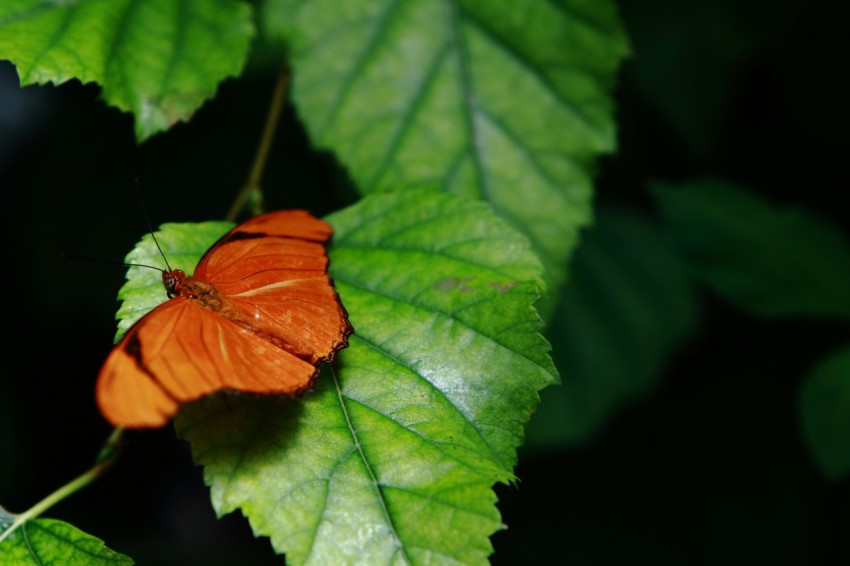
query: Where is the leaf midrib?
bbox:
[461,3,607,133]
[316,0,404,136]
[102,0,142,102]
[365,42,452,190]
[328,367,410,564]
[18,3,78,83]
[441,0,490,204]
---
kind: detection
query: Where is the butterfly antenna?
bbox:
[134,178,173,272]
[60,251,166,273]
[145,218,172,273]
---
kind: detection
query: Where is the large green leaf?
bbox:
[652,179,850,320]
[799,345,850,481]
[526,207,699,448]
[264,0,629,295]
[110,190,556,564]
[0,509,133,565]
[0,0,254,141]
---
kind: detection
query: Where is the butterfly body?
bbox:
[97,210,352,429]
[168,272,225,313]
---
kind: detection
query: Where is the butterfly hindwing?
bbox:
[96,297,321,428]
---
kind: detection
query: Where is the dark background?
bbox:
[1,0,847,563]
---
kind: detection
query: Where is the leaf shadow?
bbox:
[176,391,307,467]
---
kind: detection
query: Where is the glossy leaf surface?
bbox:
[653,179,850,320]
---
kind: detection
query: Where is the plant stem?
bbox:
[226,65,291,222]
[0,428,125,545]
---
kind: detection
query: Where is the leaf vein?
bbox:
[102,0,142,102]
[346,333,503,465]
[20,3,79,83]
[337,277,548,379]
[22,523,43,566]
[343,388,501,478]
[460,7,603,134]
[330,368,409,563]
[441,0,490,201]
[158,0,188,97]
[317,0,405,136]
[366,42,452,189]
[382,483,499,522]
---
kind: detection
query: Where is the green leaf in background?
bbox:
[526,207,698,448]
[0,508,133,565]
[652,179,850,320]
[0,0,254,141]
[264,0,629,298]
[132,190,559,564]
[800,346,850,481]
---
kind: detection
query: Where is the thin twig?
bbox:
[226,66,291,222]
[0,428,125,545]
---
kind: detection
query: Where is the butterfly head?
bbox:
[163,269,187,299]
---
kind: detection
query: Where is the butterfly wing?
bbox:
[96,297,322,428]
[195,210,352,366]
[97,210,352,428]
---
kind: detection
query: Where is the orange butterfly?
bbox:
[96,210,353,428]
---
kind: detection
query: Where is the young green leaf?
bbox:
[0,510,133,565]
[263,0,629,296]
[0,0,254,141]
[800,345,850,481]
[526,207,699,448]
[101,190,559,564]
[652,179,850,320]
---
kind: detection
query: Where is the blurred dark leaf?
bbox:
[526,207,698,448]
[800,345,850,480]
[652,179,850,320]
